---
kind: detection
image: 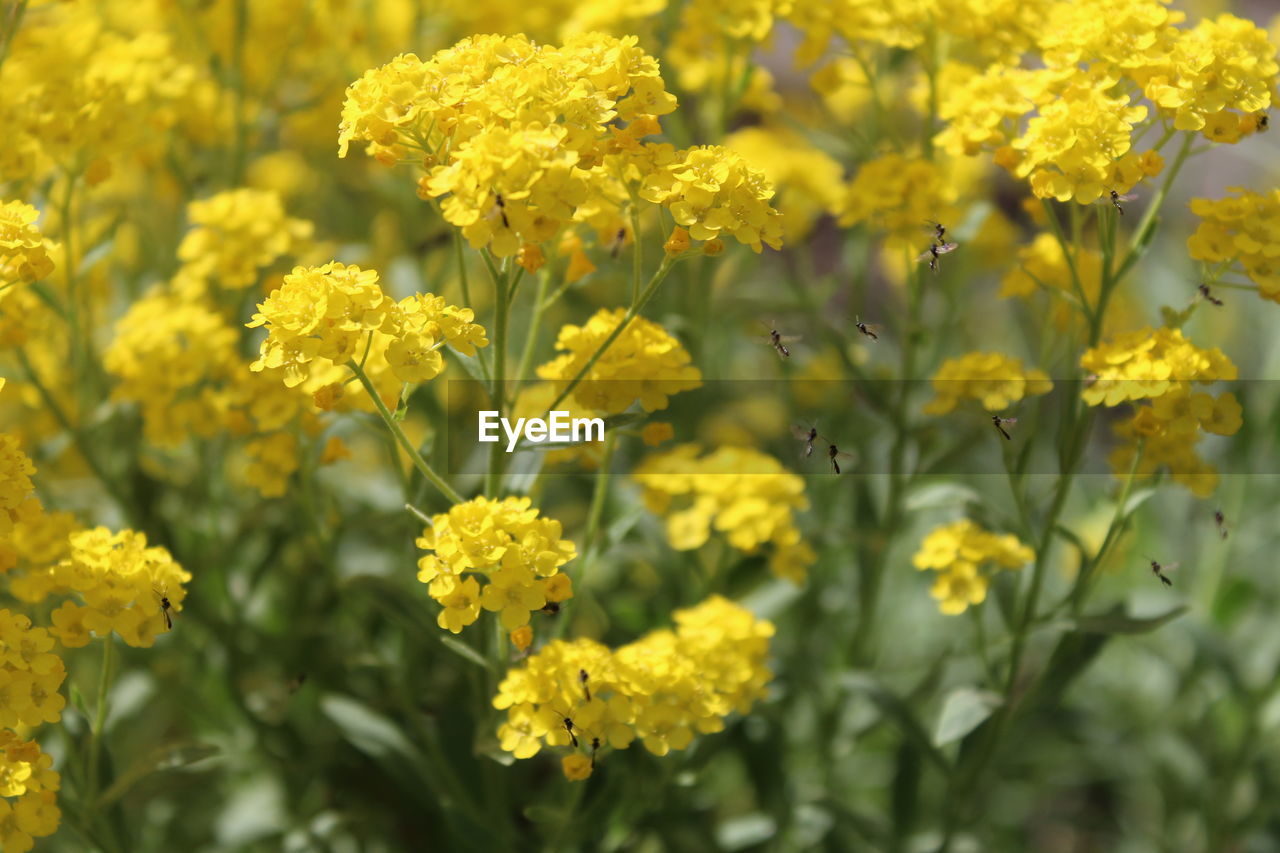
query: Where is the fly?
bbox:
[923,220,948,243]
[1106,189,1137,216]
[854,315,880,341]
[1148,557,1178,587]
[154,585,174,631]
[790,422,819,458]
[1198,283,1224,306]
[579,669,591,703]
[992,415,1018,441]
[1214,509,1228,540]
[492,192,510,228]
[609,226,627,259]
[916,242,958,273]
[759,321,800,359]
[824,440,857,474]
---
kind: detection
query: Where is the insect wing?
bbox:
[932,242,959,255]
[791,423,816,441]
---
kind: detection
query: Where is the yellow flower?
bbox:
[1080,327,1236,406]
[633,445,814,583]
[923,352,1053,414]
[1188,189,1280,302]
[0,201,56,293]
[561,754,594,781]
[913,520,1032,615]
[177,189,314,290]
[493,596,773,762]
[537,309,702,415]
[416,498,576,634]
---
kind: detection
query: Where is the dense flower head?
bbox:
[0,437,37,540]
[104,290,244,447]
[923,352,1053,414]
[0,8,203,180]
[934,64,1060,158]
[493,595,773,769]
[0,730,60,853]
[640,145,784,252]
[248,262,487,388]
[0,610,67,728]
[341,33,677,255]
[1035,0,1183,71]
[0,202,56,293]
[913,520,1032,614]
[632,444,814,583]
[1080,327,1236,407]
[416,497,577,633]
[40,528,192,649]
[724,126,843,242]
[1137,14,1278,135]
[177,189,315,290]
[536,309,701,415]
[1011,73,1148,204]
[1108,388,1241,497]
[837,153,958,249]
[1187,189,1280,302]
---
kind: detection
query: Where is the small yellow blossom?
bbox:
[913,520,1032,614]
[923,352,1053,414]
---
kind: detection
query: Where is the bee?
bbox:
[1214,509,1228,540]
[1198,283,1224,307]
[1105,189,1138,216]
[579,669,591,703]
[759,321,801,359]
[916,241,959,273]
[790,422,820,458]
[154,585,174,631]
[1148,557,1178,587]
[609,226,627,259]
[823,440,857,474]
[854,315,880,341]
[991,415,1018,441]
[491,192,510,228]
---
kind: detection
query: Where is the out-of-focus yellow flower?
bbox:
[1080,327,1235,407]
[537,309,701,415]
[725,126,843,242]
[0,202,57,294]
[837,154,958,250]
[642,422,674,447]
[1188,189,1280,302]
[494,595,772,762]
[923,352,1053,414]
[913,520,1032,614]
[633,444,814,583]
[0,730,61,850]
[177,189,314,290]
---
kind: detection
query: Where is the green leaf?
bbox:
[97,741,221,807]
[934,687,1002,746]
[840,674,949,772]
[904,483,980,512]
[1120,486,1158,516]
[320,694,422,762]
[1073,605,1187,635]
[437,635,495,671]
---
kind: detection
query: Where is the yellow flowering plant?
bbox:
[0,0,1277,849]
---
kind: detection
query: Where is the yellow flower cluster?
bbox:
[536,309,701,415]
[248,262,487,388]
[1139,14,1278,134]
[0,609,67,728]
[837,154,957,248]
[493,595,773,776]
[1080,327,1236,407]
[912,520,1032,614]
[415,498,577,634]
[0,436,36,540]
[0,731,60,853]
[632,445,814,583]
[923,352,1053,414]
[177,189,315,291]
[16,528,194,650]
[0,7,204,182]
[640,145,785,252]
[725,126,843,242]
[340,33,678,256]
[0,201,56,294]
[1082,327,1240,496]
[1188,189,1280,302]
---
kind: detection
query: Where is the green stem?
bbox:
[581,431,618,568]
[348,361,463,504]
[1112,132,1195,288]
[86,635,117,811]
[486,263,511,496]
[546,256,676,414]
[454,232,492,384]
[1071,439,1145,613]
[515,268,553,387]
